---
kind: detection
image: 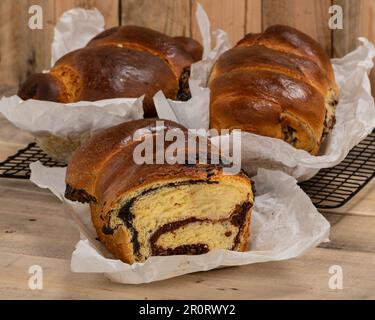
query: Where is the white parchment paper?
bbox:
[0,8,143,162]
[51,8,105,65]
[154,4,375,181]
[30,161,330,284]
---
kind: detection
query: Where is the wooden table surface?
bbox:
[0,112,374,300]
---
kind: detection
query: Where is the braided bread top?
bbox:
[209,25,339,155]
[18,26,203,117]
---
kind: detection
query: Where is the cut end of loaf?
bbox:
[96,176,253,263]
[17,73,65,102]
[50,65,83,102]
[65,184,97,203]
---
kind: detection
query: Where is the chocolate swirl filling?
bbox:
[116,180,251,258]
[150,201,251,256]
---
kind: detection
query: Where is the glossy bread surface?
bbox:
[18,26,203,117]
[65,119,253,263]
[209,25,339,155]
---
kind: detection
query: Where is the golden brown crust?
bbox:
[86,26,199,78]
[236,212,251,252]
[65,119,253,263]
[173,36,204,62]
[18,26,203,117]
[17,73,66,102]
[210,70,326,153]
[53,46,178,117]
[65,119,187,200]
[236,25,337,91]
[90,202,135,264]
[209,24,339,155]
[208,45,329,96]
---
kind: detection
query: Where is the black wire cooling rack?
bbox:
[300,131,375,209]
[0,132,374,209]
[0,143,66,179]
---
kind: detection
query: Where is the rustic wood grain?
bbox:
[0,0,118,91]
[0,86,17,97]
[262,0,332,56]
[1,244,375,299]
[0,0,55,89]
[322,212,375,252]
[332,0,360,58]
[0,131,375,299]
[245,0,262,34]
[191,0,247,46]
[121,0,190,36]
[371,66,375,98]
[1,0,375,300]
[359,0,375,43]
[333,0,375,57]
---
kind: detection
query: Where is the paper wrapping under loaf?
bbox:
[30,162,329,284]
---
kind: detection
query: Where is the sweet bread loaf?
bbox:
[209,25,339,155]
[18,26,203,117]
[64,119,254,264]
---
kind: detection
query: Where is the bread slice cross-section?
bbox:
[65,119,253,264]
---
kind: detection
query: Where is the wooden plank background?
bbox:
[1,0,375,92]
